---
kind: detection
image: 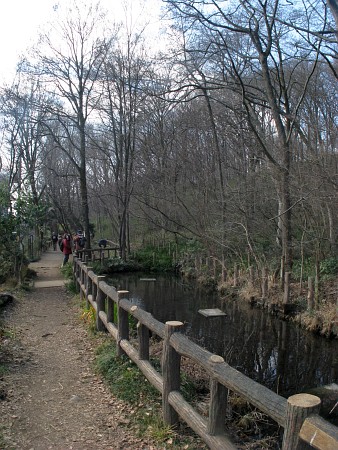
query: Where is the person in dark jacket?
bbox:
[51,232,58,251]
[98,239,107,248]
[73,230,86,256]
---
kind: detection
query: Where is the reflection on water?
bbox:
[108,273,338,398]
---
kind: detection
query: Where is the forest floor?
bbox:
[0,250,158,449]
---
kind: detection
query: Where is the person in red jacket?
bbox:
[61,233,72,267]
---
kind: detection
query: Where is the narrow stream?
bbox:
[108,273,338,400]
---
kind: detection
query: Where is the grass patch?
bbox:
[94,341,206,448]
[60,263,77,294]
[64,279,77,294]
[80,304,96,333]
[95,342,160,404]
[60,262,73,278]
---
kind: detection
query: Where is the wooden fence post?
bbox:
[138,316,150,360]
[80,264,86,302]
[96,276,106,332]
[92,275,98,308]
[85,267,93,310]
[73,258,79,293]
[162,321,183,427]
[106,290,115,324]
[282,393,321,450]
[207,355,228,436]
[77,259,81,293]
[117,290,129,357]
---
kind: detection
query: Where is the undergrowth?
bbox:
[94,341,207,448]
[60,263,77,293]
[292,301,338,337]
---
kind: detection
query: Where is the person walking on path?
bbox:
[60,233,72,266]
[73,230,86,256]
[51,232,58,251]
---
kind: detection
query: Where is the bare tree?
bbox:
[163,0,332,276]
[96,27,152,259]
[32,1,109,247]
[328,0,338,33]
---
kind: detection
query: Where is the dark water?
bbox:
[108,273,338,399]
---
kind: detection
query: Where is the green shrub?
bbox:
[292,258,316,280]
[60,262,73,279]
[132,245,175,272]
[320,257,338,277]
[292,257,338,281]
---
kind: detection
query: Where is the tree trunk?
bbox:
[79,123,91,249]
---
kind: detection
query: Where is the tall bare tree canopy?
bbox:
[32,1,109,247]
[0,0,336,274]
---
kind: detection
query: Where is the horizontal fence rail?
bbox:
[73,257,338,450]
[77,246,119,263]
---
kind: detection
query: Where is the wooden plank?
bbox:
[119,298,165,338]
[299,415,338,450]
[198,308,227,317]
[138,322,150,360]
[117,291,129,357]
[162,321,183,425]
[169,391,237,450]
[100,282,118,301]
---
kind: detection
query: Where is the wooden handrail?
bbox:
[300,414,338,449]
[170,332,287,427]
[77,246,119,262]
[73,257,338,450]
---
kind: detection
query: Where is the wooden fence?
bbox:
[77,246,119,263]
[73,257,338,450]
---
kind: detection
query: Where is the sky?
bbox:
[0,0,165,84]
[0,0,54,82]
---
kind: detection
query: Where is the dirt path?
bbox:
[0,250,155,450]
